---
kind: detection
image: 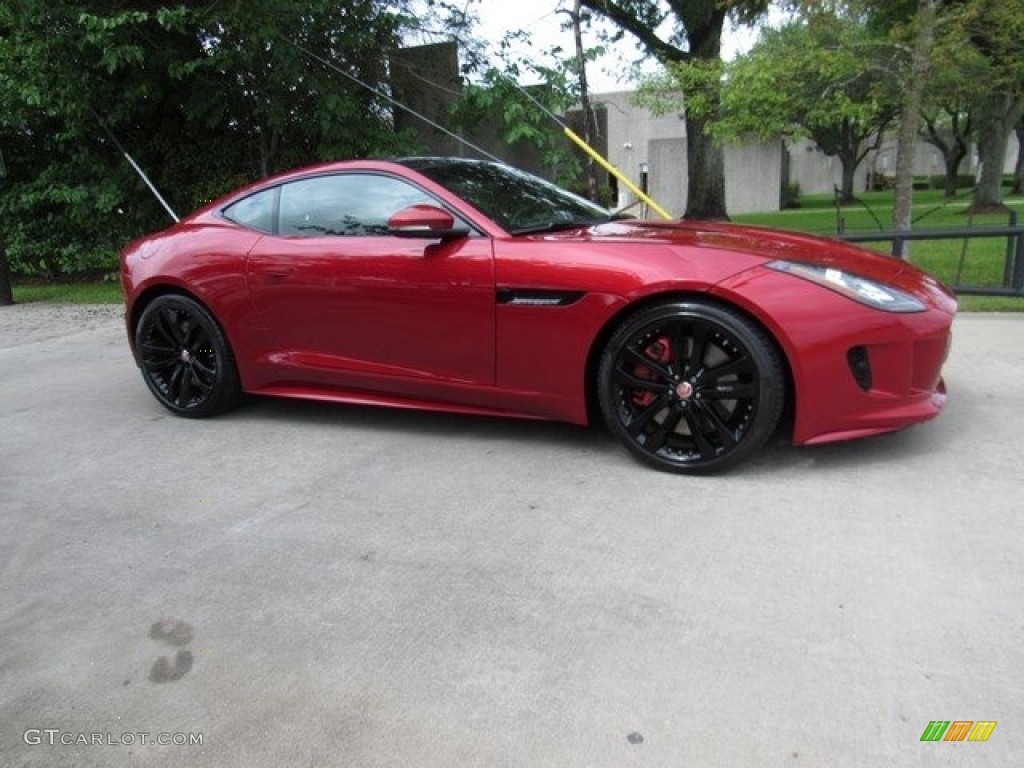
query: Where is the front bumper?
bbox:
[711,267,956,446]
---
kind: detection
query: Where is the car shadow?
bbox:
[747,421,946,476]
[227,393,607,450]
[216,394,945,477]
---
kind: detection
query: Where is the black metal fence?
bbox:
[836,213,1024,297]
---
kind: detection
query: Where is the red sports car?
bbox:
[120,158,956,473]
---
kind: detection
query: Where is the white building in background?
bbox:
[594,90,1021,217]
[872,132,1020,182]
[596,91,784,216]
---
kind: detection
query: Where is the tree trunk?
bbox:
[972,93,1024,211]
[684,112,728,219]
[974,109,1008,209]
[838,151,858,203]
[921,108,972,198]
[577,0,732,220]
[944,147,966,197]
[682,9,728,221]
[571,0,599,203]
[892,0,938,242]
[0,237,14,306]
[0,145,8,304]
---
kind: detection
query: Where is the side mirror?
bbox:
[387,204,469,240]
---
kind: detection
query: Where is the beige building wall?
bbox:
[596,91,783,216]
[786,139,870,197]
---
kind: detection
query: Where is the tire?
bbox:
[598,300,785,474]
[135,294,242,418]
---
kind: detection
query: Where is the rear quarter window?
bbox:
[222,188,277,233]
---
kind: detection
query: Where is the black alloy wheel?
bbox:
[135,294,242,418]
[598,301,785,473]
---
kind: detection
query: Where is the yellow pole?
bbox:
[563,126,674,220]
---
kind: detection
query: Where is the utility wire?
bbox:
[509,81,568,128]
[282,36,504,164]
[88,107,179,223]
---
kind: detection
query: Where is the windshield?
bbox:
[398,157,613,234]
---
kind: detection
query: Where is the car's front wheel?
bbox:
[598,300,785,474]
[135,294,242,418]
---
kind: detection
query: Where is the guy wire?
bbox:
[282,36,504,164]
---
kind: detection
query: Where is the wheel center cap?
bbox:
[675,381,694,399]
[179,348,191,363]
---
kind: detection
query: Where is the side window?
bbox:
[278,174,439,237]
[223,188,277,233]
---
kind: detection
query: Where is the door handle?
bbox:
[267,268,294,283]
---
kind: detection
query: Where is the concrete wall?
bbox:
[643,138,783,216]
[599,91,688,169]
[786,139,870,197]
[868,131,1019,183]
[872,139,948,179]
[725,139,785,213]
[597,91,688,214]
[647,139,687,218]
[599,90,785,216]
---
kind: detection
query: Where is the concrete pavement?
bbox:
[1,306,1021,766]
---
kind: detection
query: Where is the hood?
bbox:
[577,218,920,288]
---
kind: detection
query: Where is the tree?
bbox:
[443,14,601,189]
[0,147,10,305]
[890,0,938,233]
[559,1,601,202]
[188,1,414,179]
[0,233,12,306]
[867,0,1024,209]
[0,2,185,280]
[946,0,1024,211]
[0,0,463,282]
[0,240,11,305]
[920,106,974,198]
[863,0,970,199]
[579,0,772,219]
[709,13,899,203]
[448,65,583,183]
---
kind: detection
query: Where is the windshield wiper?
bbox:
[510,217,611,236]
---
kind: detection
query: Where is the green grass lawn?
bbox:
[12,280,124,305]
[955,295,1024,311]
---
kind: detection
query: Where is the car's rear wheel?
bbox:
[598,300,785,473]
[135,294,242,418]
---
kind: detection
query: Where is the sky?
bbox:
[474,2,779,93]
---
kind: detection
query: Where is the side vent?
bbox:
[496,289,584,307]
[847,346,873,391]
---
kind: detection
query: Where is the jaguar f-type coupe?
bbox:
[120,158,956,473]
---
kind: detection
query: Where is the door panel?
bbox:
[247,234,495,386]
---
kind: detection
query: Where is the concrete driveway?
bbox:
[1,306,1021,766]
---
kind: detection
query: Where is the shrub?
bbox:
[928,174,976,190]
[781,181,802,209]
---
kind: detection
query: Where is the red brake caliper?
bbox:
[631,337,671,407]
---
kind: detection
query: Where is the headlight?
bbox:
[765,260,926,313]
